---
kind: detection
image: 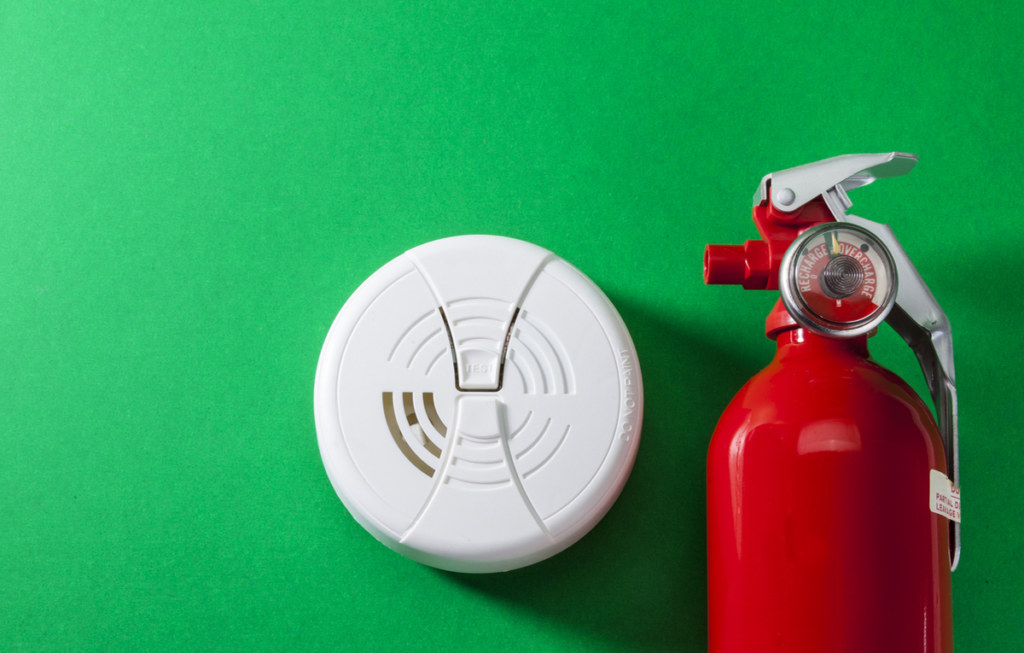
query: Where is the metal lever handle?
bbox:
[840,215,961,571]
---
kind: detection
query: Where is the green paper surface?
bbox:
[2,2,1021,651]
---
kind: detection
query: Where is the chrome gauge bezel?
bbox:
[779,222,899,338]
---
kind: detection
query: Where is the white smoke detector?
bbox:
[314,235,643,573]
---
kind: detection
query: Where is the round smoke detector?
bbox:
[314,235,643,573]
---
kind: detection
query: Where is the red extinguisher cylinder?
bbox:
[707,325,954,652]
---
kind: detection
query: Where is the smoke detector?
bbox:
[314,235,643,572]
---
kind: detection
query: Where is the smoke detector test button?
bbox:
[314,235,643,573]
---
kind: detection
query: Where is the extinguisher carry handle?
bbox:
[839,214,961,571]
[754,152,918,213]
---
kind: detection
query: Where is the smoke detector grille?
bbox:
[314,235,643,573]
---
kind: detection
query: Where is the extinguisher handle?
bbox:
[839,214,961,571]
[754,152,918,213]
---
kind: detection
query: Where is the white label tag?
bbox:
[930,469,961,523]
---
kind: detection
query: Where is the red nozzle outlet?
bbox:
[704,245,744,284]
[704,240,770,289]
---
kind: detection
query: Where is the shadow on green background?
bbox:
[453,301,760,651]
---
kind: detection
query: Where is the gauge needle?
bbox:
[827,231,841,258]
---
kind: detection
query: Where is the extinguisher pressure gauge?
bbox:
[779,223,898,338]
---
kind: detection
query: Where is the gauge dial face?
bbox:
[780,223,897,337]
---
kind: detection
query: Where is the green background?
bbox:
[2,2,1020,651]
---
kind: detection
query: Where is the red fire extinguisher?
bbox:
[703,153,960,652]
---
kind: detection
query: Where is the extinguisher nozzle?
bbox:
[704,242,770,289]
[704,244,746,285]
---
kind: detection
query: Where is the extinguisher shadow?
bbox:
[446,298,763,652]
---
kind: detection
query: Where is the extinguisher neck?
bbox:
[767,299,871,357]
[775,324,871,360]
[765,299,799,339]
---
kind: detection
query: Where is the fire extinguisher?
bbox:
[703,152,960,652]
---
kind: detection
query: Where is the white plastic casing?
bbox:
[314,236,643,573]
